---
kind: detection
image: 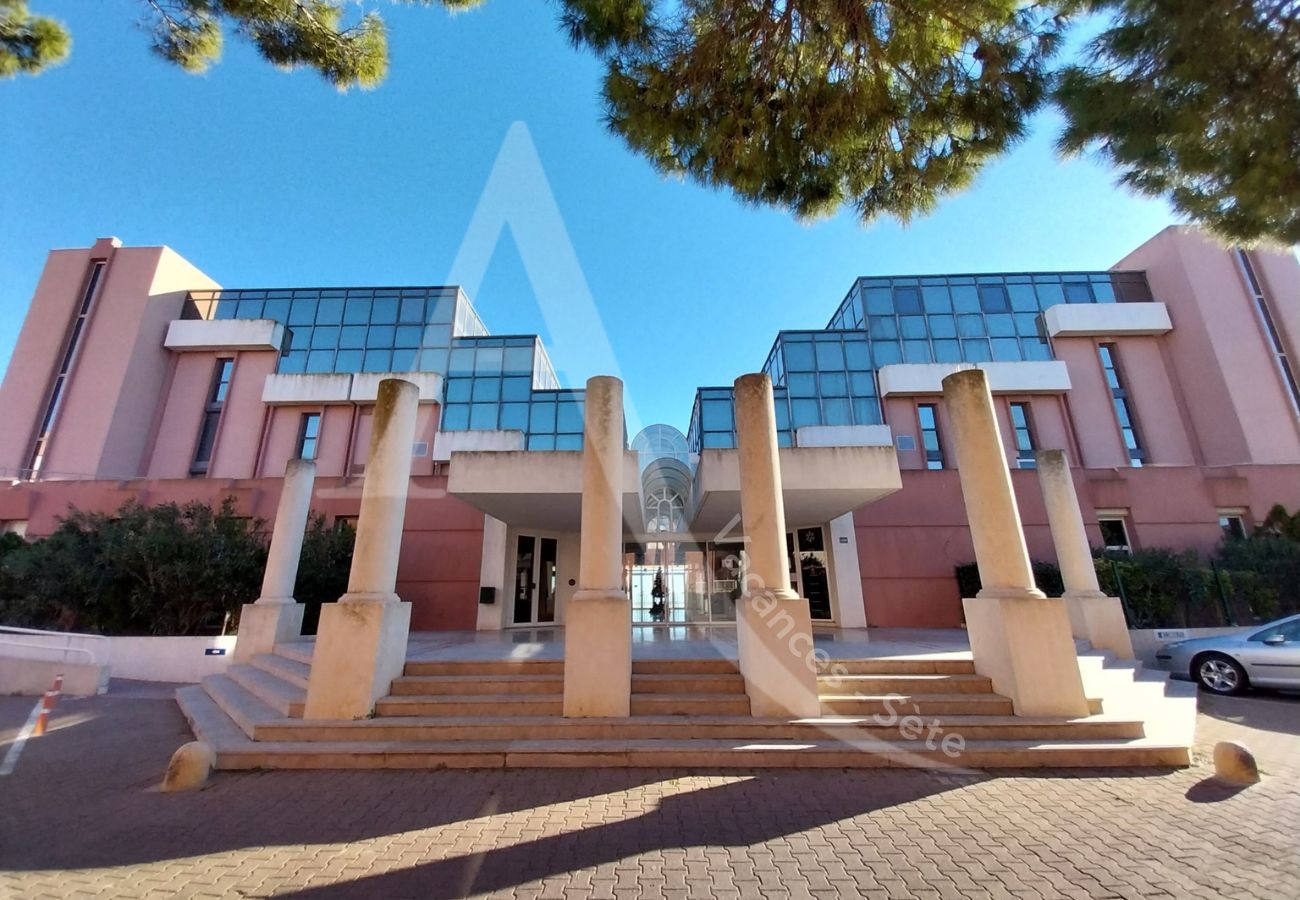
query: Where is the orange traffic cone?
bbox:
[31,674,63,737]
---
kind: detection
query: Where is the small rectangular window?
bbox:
[1218,513,1247,541]
[1009,402,1037,468]
[297,412,322,460]
[1098,517,1131,554]
[918,404,944,470]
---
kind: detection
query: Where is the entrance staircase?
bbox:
[176,644,1194,770]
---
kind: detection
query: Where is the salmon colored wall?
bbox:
[208,351,277,479]
[1116,227,1300,465]
[1251,248,1300,378]
[146,353,219,479]
[0,246,99,477]
[1107,335,1196,466]
[1052,337,1130,468]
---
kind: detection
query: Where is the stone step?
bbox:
[251,652,311,690]
[816,674,994,695]
[816,658,976,676]
[252,713,1147,744]
[631,673,746,695]
[273,643,314,666]
[207,736,1191,771]
[631,694,752,716]
[375,694,564,717]
[820,693,1015,717]
[176,684,256,749]
[225,663,306,718]
[631,659,739,675]
[403,659,565,677]
[201,673,281,739]
[388,674,564,696]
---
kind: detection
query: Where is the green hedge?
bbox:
[0,498,353,637]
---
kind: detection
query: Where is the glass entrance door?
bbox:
[513,534,557,625]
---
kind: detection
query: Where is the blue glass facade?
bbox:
[686,270,1153,451]
[185,287,577,449]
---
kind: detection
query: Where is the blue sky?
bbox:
[1,1,1181,432]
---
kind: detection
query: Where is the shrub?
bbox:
[0,498,355,637]
[1214,533,1300,618]
[954,560,1063,599]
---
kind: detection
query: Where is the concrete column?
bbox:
[732,374,820,718]
[942,369,1090,717]
[233,458,316,662]
[563,376,632,717]
[304,379,417,720]
[1036,449,1134,659]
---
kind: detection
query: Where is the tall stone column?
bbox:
[304,379,417,720]
[943,369,1090,717]
[732,373,821,718]
[1036,449,1135,659]
[563,376,632,717]
[233,458,316,662]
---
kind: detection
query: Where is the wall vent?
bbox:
[895,435,917,451]
[412,442,429,457]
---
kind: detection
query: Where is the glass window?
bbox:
[819,373,848,396]
[448,347,475,375]
[986,314,1015,337]
[556,400,584,433]
[893,286,923,314]
[844,338,871,369]
[288,328,311,351]
[279,351,307,373]
[1063,281,1093,303]
[933,339,962,363]
[475,346,504,374]
[791,399,820,428]
[853,398,881,425]
[503,346,533,374]
[1035,282,1064,307]
[899,316,927,339]
[297,413,321,460]
[344,298,370,325]
[399,297,424,323]
[310,327,339,349]
[1008,284,1038,311]
[815,340,845,369]
[1099,343,1144,465]
[918,404,944,469]
[1009,402,1036,468]
[864,287,893,315]
[849,372,876,396]
[288,300,315,326]
[1098,518,1131,553]
[306,350,335,373]
[471,377,500,402]
[418,348,448,371]
[922,285,952,313]
[530,401,557,432]
[499,403,529,430]
[978,284,1009,312]
[394,325,423,348]
[555,434,582,450]
[784,341,816,371]
[991,338,1022,361]
[501,377,531,401]
[362,349,391,372]
[391,348,416,370]
[1022,338,1052,361]
[366,325,395,348]
[788,373,817,397]
[872,341,902,366]
[951,284,981,313]
[701,399,732,430]
[470,403,498,430]
[903,340,932,363]
[442,403,470,430]
[961,339,992,362]
[1014,313,1041,336]
[823,398,851,425]
[957,315,987,337]
[1218,514,1247,541]
[371,297,398,324]
[528,434,557,451]
[869,316,898,340]
[928,315,957,339]
[339,325,367,349]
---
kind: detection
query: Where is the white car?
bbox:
[1154,614,1300,694]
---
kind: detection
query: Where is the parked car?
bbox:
[1155,614,1300,695]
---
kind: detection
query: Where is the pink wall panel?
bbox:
[209,351,277,479]
[146,353,219,479]
[1053,337,1130,468]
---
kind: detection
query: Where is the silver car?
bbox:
[1155,614,1300,694]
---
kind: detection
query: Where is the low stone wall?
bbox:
[1129,626,1255,667]
[0,633,237,684]
[0,657,108,697]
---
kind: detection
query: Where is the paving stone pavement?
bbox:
[0,686,1297,899]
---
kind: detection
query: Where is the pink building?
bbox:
[1,228,1298,632]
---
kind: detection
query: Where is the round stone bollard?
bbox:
[1212,741,1260,785]
[162,741,216,792]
